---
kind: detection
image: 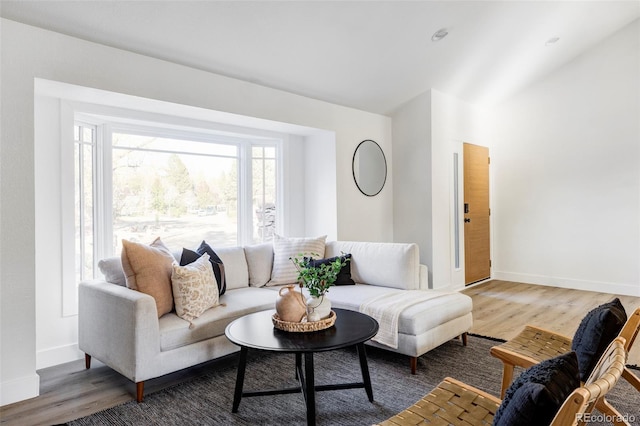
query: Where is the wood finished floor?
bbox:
[1,280,639,425]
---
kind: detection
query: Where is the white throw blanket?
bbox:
[359,290,450,349]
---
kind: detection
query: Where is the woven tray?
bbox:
[272,310,336,332]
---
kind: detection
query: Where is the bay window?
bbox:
[66,114,282,314]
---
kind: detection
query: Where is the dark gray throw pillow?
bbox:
[571,298,626,382]
[308,254,355,286]
[180,242,226,296]
[493,351,580,426]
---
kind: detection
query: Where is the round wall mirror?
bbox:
[352,139,387,196]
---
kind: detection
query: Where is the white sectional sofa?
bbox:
[79,240,473,402]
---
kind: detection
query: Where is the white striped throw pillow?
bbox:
[267,234,327,286]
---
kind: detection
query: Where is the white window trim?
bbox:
[60,101,77,317]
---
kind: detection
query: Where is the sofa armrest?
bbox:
[78,280,160,382]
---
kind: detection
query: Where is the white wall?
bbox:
[392,92,433,277]
[304,131,339,240]
[392,90,488,289]
[490,20,640,296]
[0,18,392,405]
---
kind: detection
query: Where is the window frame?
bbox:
[62,108,284,316]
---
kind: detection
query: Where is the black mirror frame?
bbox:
[352,139,387,197]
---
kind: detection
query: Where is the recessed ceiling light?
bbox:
[545,37,560,46]
[431,28,449,42]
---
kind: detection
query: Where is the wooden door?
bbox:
[463,143,490,285]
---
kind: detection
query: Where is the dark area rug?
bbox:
[68,336,639,425]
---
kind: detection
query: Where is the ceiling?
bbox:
[1,1,638,115]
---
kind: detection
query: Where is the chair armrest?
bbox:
[490,325,573,369]
[78,280,160,382]
[523,324,572,342]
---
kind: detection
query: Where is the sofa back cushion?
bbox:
[214,246,249,290]
[244,243,273,287]
[325,241,420,290]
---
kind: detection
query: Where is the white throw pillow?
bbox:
[98,257,126,286]
[267,234,327,286]
[171,253,220,326]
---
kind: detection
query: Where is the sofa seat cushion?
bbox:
[327,285,472,336]
[159,287,277,351]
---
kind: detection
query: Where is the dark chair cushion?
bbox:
[308,254,355,286]
[180,241,226,296]
[571,298,626,382]
[493,351,580,426]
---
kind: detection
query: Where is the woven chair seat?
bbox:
[375,338,626,426]
[376,377,500,426]
[492,325,572,368]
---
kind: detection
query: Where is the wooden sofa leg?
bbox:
[460,333,468,346]
[410,357,417,375]
[136,382,144,403]
[85,354,91,369]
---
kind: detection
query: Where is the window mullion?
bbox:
[238,143,252,246]
[78,135,86,281]
[96,124,112,261]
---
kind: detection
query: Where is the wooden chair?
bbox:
[374,337,626,426]
[490,307,639,425]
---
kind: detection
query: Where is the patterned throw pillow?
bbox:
[267,234,327,286]
[121,237,175,317]
[171,253,220,327]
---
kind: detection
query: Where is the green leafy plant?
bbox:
[290,253,350,298]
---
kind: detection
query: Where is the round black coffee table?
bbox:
[225,308,379,426]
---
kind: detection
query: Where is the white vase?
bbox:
[306,294,331,322]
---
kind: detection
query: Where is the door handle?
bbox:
[464,218,471,223]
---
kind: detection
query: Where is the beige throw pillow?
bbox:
[121,237,175,317]
[171,253,220,326]
[267,234,327,286]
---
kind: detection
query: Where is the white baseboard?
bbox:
[0,373,40,406]
[493,271,640,297]
[36,343,83,370]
